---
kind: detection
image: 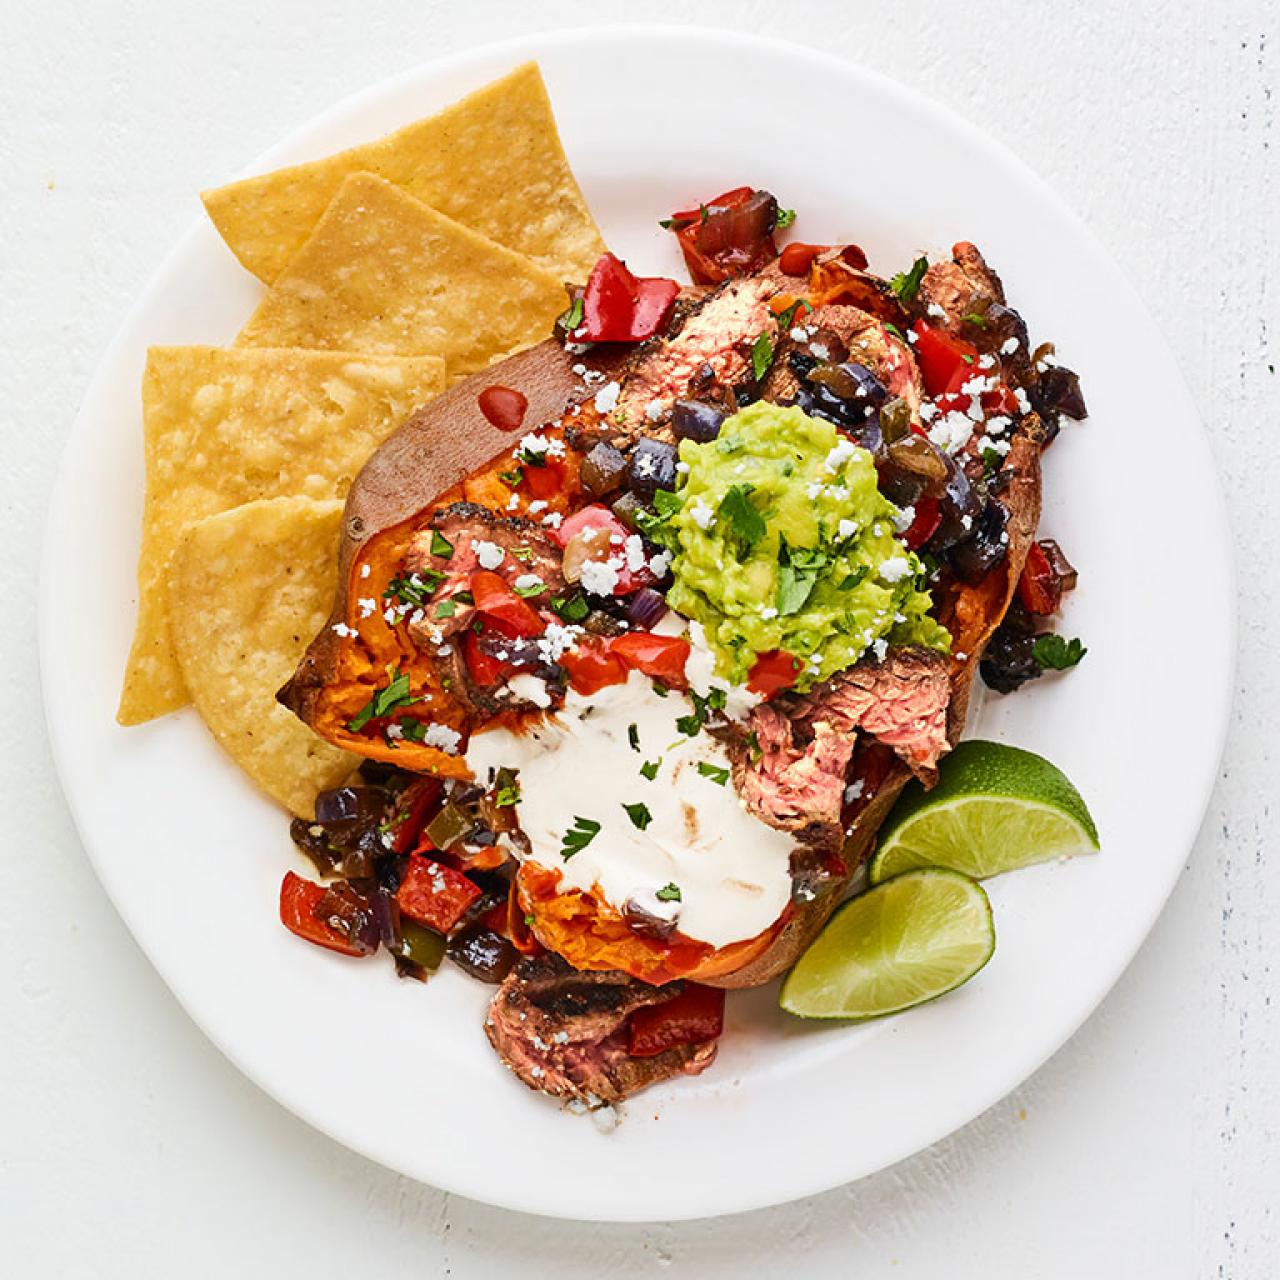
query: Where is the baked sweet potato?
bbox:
[281,253,1045,991]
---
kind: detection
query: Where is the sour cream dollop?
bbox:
[465,672,792,948]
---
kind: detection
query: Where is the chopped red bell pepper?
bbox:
[665,187,781,285]
[470,570,544,638]
[900,496,942,550]
[520,456,566,501]
[911,321,982,398]
[609,632,691,688]
[462,629,513,687]
[396,855,482,934]
[747,649,801,697]
[578,253,679,343]
[560,636,629,695]
[384,777,444,856]
[279,871,370,957]
[778,242,829,277]
[1017,541,1064,616]
[627,983,726,1057]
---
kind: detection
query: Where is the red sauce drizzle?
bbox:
[477,385,528,432]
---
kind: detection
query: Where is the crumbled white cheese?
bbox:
[331,622,358,638]
[541,511,563,529]
[593,381,621,414]
[893,506,915,534]
[645,399,665,422]
[837,518,859,540]
[518,433,549,458]
[872,638,889,662]
[824,438,858,473]
[810,342,831,360]
[879,556,912,583]
[537,623,583,664]
[1014,387,1032,414]
[385,722,404,741]
[926,302,947,319]
[928,410,976,455]
[648,550,672,577]
[513,573,544,592]
[986,414,1012,437]
[690,499,715,530]
[472,539,504,570]
[623,534,648,574]
[528,499,549,514]
[1000,336,1020,355]
[422,724,462,754]
[760,606,779,620]
[580,559,619,595]
[635,453,656,478]
[844,779,865,802]
[359,564,371,579]
[357,597,376,619]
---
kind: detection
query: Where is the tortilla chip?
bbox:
[168,496,356,817]
[119,345,445,725]
[234,173,566,376]
[202,62,605,285]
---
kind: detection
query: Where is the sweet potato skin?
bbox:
[281,326,1044,990]
[278,339,625,769]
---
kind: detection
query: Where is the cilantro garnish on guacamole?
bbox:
[663,402,949,691]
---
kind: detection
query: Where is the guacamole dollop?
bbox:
[664,402,950,692]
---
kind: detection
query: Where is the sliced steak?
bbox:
[614,274,785,436]
[734,647,952,851]
[793,648,951,780]
[732,710,855,855]
[484,954,718,1104]
[403,503,566,715]
[915,241,1006,334]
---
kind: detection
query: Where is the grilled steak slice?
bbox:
[485,955,718,1104]
[792,648,951,780]
[732,710,855,855]
[915,241,1006,334]
[614,274,784,435]
[404,502,566,715]
[734,648,952,851]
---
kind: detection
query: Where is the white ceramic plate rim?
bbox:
[41,25,1235,1222]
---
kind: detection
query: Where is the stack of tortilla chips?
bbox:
[119,63,606,815]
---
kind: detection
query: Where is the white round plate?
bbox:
[41,26,1233,1222]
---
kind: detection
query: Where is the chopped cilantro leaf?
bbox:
[883,321,907,342]
[399,718,429,743]
[622,802,653,831]
[384,571,444,608]
[494,783,521,807]
[627,723,640,752]
[655,883,682,902]
[1032,634,1088,671]
[550,593,589,623]
[718,484,766,554]
[347,667,414,732]
[962,311,988,329]
[982,446,1003,477]
[838,566,870,592]
[498,468,524,487]
[510,546,535,563]
[775,207,797,229]
[889,255,928,303]
[640,759,661,781]
[560,816,601,860]
[430,531,453,559]
[777,537,829,616]
[696,761,730,785]
[751,331,774,382]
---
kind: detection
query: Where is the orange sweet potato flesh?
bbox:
[280,318,1044,991]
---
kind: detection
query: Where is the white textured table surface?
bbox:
[5,2,1276,1275]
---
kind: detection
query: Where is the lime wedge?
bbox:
[780,869,994,1020]
[869,740,1099,885]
